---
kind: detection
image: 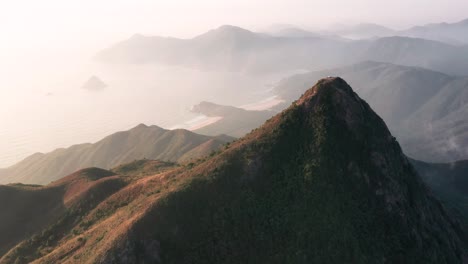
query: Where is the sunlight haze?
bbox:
[0,0,467,166]
[1,1,468,262]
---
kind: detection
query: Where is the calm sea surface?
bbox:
[0,60,286,168]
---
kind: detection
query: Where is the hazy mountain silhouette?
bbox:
[267,26,323,38]
[264,25,346,41]
[401,18,468,44]
[81,76,107,91]
[359,36,468,75]
[96,25,468,76]
[95,25,352,73]
[330,23,396,39]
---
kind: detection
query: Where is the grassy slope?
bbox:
[130,77,465,263]
[2,78,465,263]
[0,125,232,185]
[0,168,127,263]
[0,185,64,257]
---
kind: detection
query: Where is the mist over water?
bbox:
[1,0,466,168]
[0,56,287,168]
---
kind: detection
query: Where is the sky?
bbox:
[0,0,466,98]
[0,0,467,54]
[0,0,467,92]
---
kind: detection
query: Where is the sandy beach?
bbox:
[178,95,284,131]
[188,116,224,130]
[239,96,284,111]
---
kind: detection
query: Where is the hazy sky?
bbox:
[0,0,467,90]
[0,0,467,53]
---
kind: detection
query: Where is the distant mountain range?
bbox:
[95,25,350,73]
[274,18,468,44]
[96,23,468,75]
[327,23,396,39]
[401,18,468,45]
[1,78,465,263]
[275,61,468,162]
[0,124,233,185]
[177,61,468,163]
[360,37,468,75]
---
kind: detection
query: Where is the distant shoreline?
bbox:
[181,95,283,131]
[239,95,284,111]
[188,116,224,131]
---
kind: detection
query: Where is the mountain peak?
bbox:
[2,78,466,263]
[131,77,464,262]
[297,77,353,105]
[294,77,368,135]
[130,33,145,39]
[216,24,251,33]
[130,123,166,131]
[458,18,468,25]
[133,123,149,129]
[194,25,257,41]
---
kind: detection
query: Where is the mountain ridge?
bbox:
[96,77,466,263]
[0,124,233,185]
[95,25,468,75]
[401,17,468,44]
[1,77,465,263]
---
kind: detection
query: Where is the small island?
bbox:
[81,75,107,91]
